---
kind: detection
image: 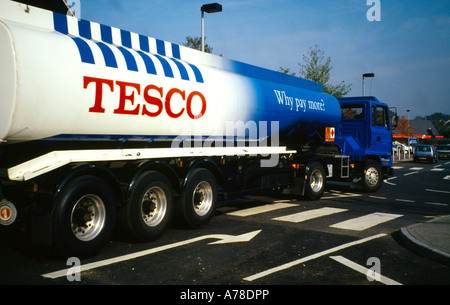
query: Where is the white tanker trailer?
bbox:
[0,0,395,257]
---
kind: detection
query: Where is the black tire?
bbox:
[362,160,383,192]
[175,168,217,229]
[53,176,116,258]
[117,171,174,242]
[304,161,326,200]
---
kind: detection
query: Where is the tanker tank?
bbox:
[0,1,341,147]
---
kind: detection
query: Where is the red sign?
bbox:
[325,127,335,142]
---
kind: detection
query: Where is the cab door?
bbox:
[370,105,391,155]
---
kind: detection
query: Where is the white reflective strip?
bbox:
[8,146,296,181]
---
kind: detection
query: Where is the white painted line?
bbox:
[369,195,387,200]
[392,166,403,169]
[321,194,362,200]
[330,212,403,231]
[425,202,448,206]
[272,207,348,223]
[42,230,262,279]
[243,233,387,282]
[395,199,415,203]
[425,189,450,194]
[431,168,444,171]
[444,175,450,180]
[404,171,419,176]
[409,167,424,171]
[384,180,396,186]
[329,256,402,285]
[226,202,297,217]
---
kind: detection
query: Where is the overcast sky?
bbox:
[80,0,450,119]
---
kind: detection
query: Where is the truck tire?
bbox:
[176,168,217,229]
[53,176,116,258]
[304,161,326,200]
[363,160,383,192]
[117,171,174,242]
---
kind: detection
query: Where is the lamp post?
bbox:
[362,73,375,96]
[201,3,222,52]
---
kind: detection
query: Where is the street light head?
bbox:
[363,73,375,78]
[201,3,222,13]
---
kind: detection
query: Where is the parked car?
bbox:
[413,144,438,163]
[436,144,450,160]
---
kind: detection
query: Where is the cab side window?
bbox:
[372,106,388,127]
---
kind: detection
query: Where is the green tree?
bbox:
[280,45,352,98]
[182,36,213,54]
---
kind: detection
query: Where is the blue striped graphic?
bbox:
[100,24,113,44]
[96,42,117,68]
[171,44,181,59]
[139,34,150,52]
[53,12,68,34]
[170,58,189,81]
[117,46,138,72]
[71,37,95,64]
[153,54,174,78]
[136,51,157,75]
[78,19,92,39]
[156,39,166,56]
[52,12,203,83]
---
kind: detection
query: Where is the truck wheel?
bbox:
[363,160,382,192]
[53,176,116,258]
[304,161,325,200]
[176,168,217,229]
[118,171,173,242]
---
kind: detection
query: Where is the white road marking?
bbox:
[384,176,397,185]
[404,171,419,176]
[321,193,362,199]
[425,202,448,206]
[425,189,450,194]
[444,175,450,180]
[42,230,262,279]
[369,195,387,200]
[329,255,402,285]
[395,199,415,203]
[409,167,424,171]
[272,207,347,223]
[330,212,403,231]
[226,202,297,217]
[431,168,444,171]
[243,233,387,282]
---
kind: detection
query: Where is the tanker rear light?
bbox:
[290,163,300,170]
[350,163,355,169]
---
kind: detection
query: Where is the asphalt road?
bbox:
[1,160,449,290]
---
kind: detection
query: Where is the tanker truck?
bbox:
[0,0,396,257]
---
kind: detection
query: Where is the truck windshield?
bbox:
[341,106,364,119]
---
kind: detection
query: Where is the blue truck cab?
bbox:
[333,96,396,191]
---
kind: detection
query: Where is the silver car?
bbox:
[413,144,438,163]
[436,144,450,160]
